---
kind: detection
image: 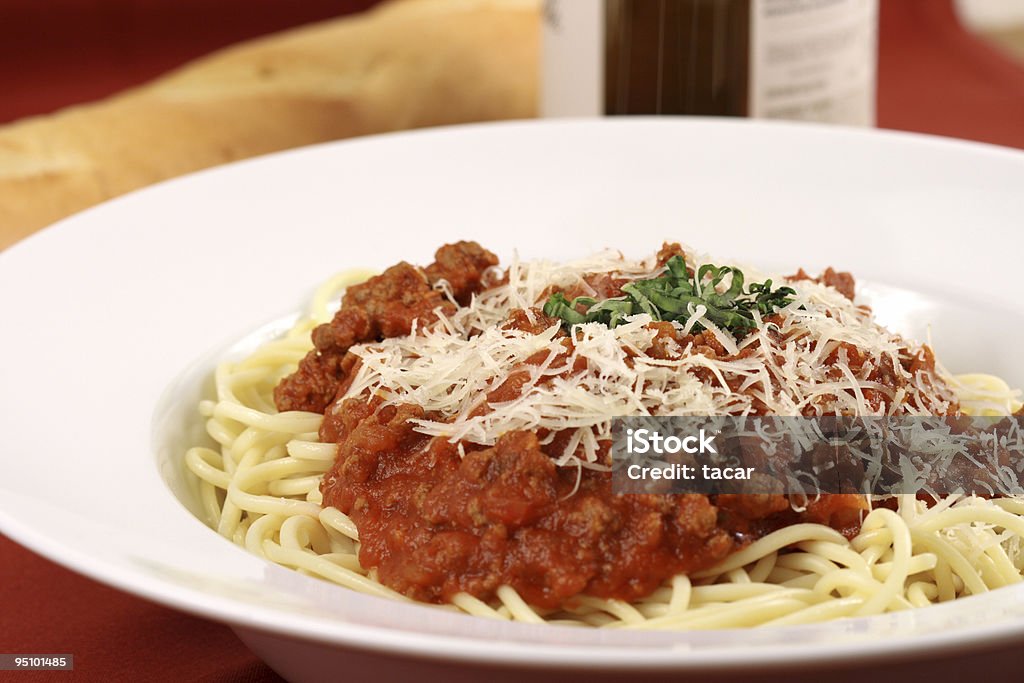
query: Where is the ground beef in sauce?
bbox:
[319,396,865,608]
[789,266,856,301]
[425,241,500,305]
[282,242,893,609]
[274,241,497,413]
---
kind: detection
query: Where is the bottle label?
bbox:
[749,0,878,125]
[541,0,604,118]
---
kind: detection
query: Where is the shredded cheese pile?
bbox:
[339,248,959,466]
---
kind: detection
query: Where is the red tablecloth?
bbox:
[877,0,1024,148]
[0,0,379,125]
[3,1,1023,681]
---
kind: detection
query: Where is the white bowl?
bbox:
[3,119,1024,681]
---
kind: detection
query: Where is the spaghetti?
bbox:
[185,248,1024,628]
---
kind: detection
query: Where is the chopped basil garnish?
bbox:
[542,255,795,336]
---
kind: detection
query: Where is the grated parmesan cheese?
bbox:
[338,247,958,466]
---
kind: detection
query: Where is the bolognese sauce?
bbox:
[274,241,951,608]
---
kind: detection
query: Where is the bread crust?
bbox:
[0,0,539,248]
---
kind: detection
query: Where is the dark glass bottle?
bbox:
[604,0,751,116]
[543,0,878,125]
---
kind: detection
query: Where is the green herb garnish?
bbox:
[542,255,795,336]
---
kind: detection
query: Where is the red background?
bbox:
[1,1,1023,682]
[0,0,378,125]
[1,0,1023,148]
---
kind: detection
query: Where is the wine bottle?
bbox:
[542,0,878,125]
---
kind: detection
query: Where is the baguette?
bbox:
[0,0,540,249]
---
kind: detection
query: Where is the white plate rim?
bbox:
[3,117,1024,670]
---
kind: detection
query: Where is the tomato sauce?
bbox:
[277,241,877,608]
[320,397,864,608]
